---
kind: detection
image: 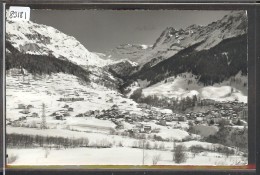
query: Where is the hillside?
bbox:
[130,34,247,86]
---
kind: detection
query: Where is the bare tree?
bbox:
[7,154,18,164]
[152,154,161,165]
[44,147,50,158]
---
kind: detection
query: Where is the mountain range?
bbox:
[106,11,246,69]
[6,10,248,103]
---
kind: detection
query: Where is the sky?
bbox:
[30,10,231,53]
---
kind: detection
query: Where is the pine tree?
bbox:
[173,144,187,163]
[192,95,197,106]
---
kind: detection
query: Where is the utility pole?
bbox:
[40,103,47,129]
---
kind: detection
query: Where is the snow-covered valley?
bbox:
[6,69,248,166]
[5,10,248,166]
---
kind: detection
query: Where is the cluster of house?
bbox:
[17,104,39,118]
[127,123,154,134]
[18,104,34,114]
[184,101,248,126]
[58,97,84,102]
[52,104,74,120]
[67,105,114,117]
[50,99,248,136]
[135,104,188,126]
[7,104,39,126]
[137,100,248,127]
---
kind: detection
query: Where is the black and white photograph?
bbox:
[5,9,248,166]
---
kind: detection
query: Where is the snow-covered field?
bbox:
[7,147,246,166]
[142,72,247,103]
[6,122,246,166]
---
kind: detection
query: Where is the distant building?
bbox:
[68,107,74,112]
[58,97,84,102]
[31,112,39,118]
[116,123,124,129]
[20,109,30,114]
[232,118,240,124]
[111,104,119,110]
[125,116,133,123]
[151,128,160,133]
[178,116,187,122]
[18,104,26,109]
[27,105,34,109]
[165,116,173,122]
[136,123,144,128]
[232,113,238,118]
[63,104,69,108]
[84,111,93,116]
[143,125,152,133]
[159,119,167,126]
[93,110,100,116]
[76,113,84,117]
[55,115,64,120]
[19,116,27,120]
[63,112,70,117]
[130,113,139,120]
[195,117,203,124]
[132,128,139,133]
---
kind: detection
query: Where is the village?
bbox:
[9,96,248,139]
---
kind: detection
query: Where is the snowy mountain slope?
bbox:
[6,19,132,118]
[124,33,248,103]
[6,68,185,139]
[105,59,139,78]
[6,19,110,67]
[6,43,124,96]
[144,10,247,67]
[6,41,92,82]
[141,72,247,103]
[6,19,123,90]
[128,34,247,88]
[105,44,152,64]
[6,69,144,121]
[153,11,246,52]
